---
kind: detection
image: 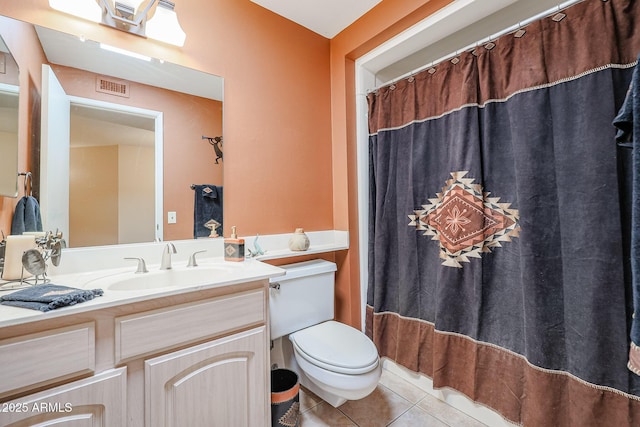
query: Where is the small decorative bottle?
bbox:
[288,228,310,251]
[224,226,245,262]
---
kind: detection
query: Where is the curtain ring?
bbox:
[484,38,496,51]
[552,4,566,21]
[471,42,480,57]
[451,51,460,65]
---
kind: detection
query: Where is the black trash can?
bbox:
[271,368,300,427]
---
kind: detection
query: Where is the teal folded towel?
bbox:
[0,284,103,312]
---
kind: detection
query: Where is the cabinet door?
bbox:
[145,326,268,427]
[0,368,126,427]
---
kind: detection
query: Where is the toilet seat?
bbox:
[289,321,379,375]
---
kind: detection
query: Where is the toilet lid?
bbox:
[290,321,379,374]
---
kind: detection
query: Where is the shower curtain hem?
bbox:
[367,307,640,426]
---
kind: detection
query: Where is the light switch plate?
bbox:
[167,211,177,224]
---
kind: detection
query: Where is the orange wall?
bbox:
[0,0,333,240]
[329,0,453,327]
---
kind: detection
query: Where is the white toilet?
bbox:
[269,259,381,407]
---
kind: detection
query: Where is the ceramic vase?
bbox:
[288,228,310,251]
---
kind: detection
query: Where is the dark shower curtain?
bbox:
[365,0,640,425]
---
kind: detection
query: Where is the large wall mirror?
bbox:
[0,15,224,248]
[0,34,20,198]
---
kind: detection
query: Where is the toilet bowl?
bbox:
[269,260,381,407]
[289,320,381,406]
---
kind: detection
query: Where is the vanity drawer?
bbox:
[0,322,95,396]
[115,289,265,362]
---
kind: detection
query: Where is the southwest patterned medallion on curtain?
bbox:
[366,0,640,425]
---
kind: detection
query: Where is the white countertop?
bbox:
[0,258,284,329]
[0,229,348,329]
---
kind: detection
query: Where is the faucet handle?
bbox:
[187,250,207,267]
[124,257,149,274]
[160,243,177,270]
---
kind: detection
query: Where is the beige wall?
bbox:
[69,145,118,247]
[118,144,155,245]
[69,144,155,247]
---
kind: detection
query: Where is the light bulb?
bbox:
[146,0,186,47]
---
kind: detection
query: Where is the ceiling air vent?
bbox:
[96,76,130,98]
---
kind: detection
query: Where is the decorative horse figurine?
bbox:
[202,135,223,164]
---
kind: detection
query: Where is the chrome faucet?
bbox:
[160,243,177,270]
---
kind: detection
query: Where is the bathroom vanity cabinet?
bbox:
[0,279,270,426]
[145,326,266,426]
[0,368,127,426]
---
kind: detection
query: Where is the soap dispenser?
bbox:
[224,226,245,262]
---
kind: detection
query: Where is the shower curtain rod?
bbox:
[370,0,589,92]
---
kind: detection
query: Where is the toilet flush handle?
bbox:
[269,282,280,290]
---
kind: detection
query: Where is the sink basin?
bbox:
[84,265,237,291]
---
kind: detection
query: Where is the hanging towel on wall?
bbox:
[613,53,640,376]
[10,195,43,235]
[193,185,223,238]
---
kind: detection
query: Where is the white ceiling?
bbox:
[250,0,382,38]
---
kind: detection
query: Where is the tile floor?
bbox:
[298,369,487,427]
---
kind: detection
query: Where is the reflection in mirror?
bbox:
[2,18,223,248]
[69,102,158,247]
[0,35,20,198]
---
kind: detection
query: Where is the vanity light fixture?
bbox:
[49,0,102,23]
[48,0,186,47]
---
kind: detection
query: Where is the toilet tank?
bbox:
[269,259,337,340]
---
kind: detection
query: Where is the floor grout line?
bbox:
[337,409,358,426]
[384,402,418,427]
[382,383,419,427]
